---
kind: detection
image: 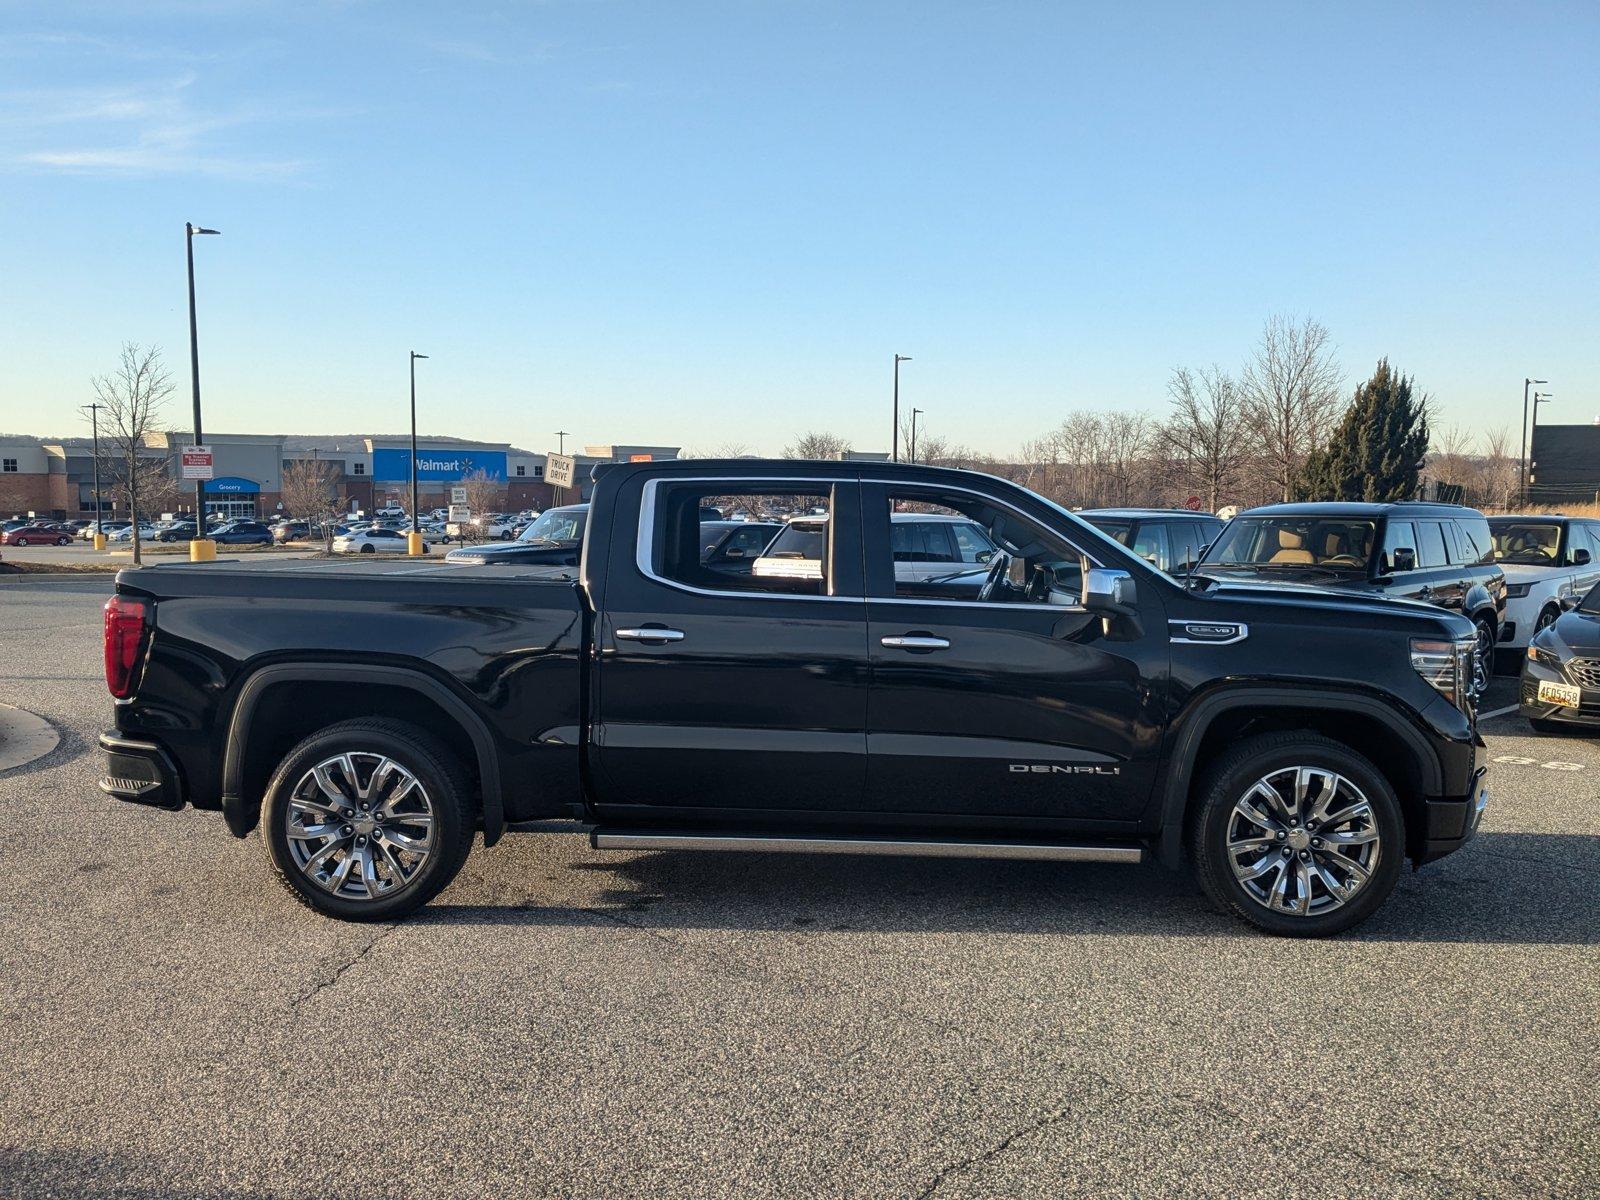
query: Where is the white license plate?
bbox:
[1537,680,1582,709]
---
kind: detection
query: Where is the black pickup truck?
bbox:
[100,460,1488,936]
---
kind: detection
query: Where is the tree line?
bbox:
[779,315,1517,513]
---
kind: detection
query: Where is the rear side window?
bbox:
[1417,521,1449,569]
[1128,522,1169,569]
[651,484,834,596]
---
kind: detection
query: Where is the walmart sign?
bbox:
[371,449,507,482]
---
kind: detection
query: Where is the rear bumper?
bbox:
[1416,766,1489,864]
[98,731,184,811]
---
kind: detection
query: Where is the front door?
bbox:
[592,474,871,819]
[862,482,1169,830]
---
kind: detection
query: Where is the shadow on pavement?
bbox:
[424,830,1599,946]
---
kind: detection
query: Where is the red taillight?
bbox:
[104,596,149,699]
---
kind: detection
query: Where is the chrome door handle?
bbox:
[615,627,686,642]
[881,635,951,650]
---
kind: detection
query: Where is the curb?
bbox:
[0,704,61,772]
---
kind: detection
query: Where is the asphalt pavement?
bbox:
[0,576,1595,1199]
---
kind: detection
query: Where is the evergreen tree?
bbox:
[1293,359,1429,501]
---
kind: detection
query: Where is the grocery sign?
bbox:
[370,448,507,482]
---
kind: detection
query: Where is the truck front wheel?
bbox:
[1188,732,1404,937]
[262,718,474,921]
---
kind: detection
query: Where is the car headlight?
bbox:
[1504,582,1532,598]
[1526,644,1562,670]
[1411,637,1476,709]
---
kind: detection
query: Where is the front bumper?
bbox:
[1416,767,1489,864]
[98,731,185,811]
[1518,659,1600,727]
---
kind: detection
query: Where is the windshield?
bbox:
[1491,522,1561,565]
[762,522,827,560]
[517,507,587,544]
[1204,517,1376,570]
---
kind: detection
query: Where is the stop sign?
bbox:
[1185,495,1202,511]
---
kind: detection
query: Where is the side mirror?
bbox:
[1083,567,1137,617]
[1573,548,1592,566]
[1392,547,1416,573]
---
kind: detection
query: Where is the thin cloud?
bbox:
[0,74,327,181]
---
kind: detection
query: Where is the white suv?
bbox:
[753,513,997,583]
[1489,516,1600,650]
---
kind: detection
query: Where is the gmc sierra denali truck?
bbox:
[99,459,1489,936]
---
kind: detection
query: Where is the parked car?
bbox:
[1,523,74,546]
[108,523,161,543]
[332,528,417,554]
[752,513,999,592]
[472,515,520,540]
[700,521,783,574]
[1487,515,1600,656]
[1520,580,1600,733]
[157,522,198,543]
[271,521,311,544]
[211,521,274,546]
[373,505,407,519]
[1079,508,1225,575]
[445,505,588,566]
[80,520,130,541]
[1196,502,1505,691]
[102,460,1488,936]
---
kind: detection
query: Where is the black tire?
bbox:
[1188,732,1405,937]
[360,543,375,553]
[262,718,475,921]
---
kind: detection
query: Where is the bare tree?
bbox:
[91,344,173,565]
[683,441,757,459]
[782,431,852,460]
[1240,315,1344,502]
[280,456,337,524]
[459,469,504,540]
[1161,365,1248,511]
[1477,427,1521,512]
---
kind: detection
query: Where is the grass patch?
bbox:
[0,559,123,575]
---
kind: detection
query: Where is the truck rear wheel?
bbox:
[262,718,474,921]
[1188,732,1404,937]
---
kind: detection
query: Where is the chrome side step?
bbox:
[590,830,1144,864]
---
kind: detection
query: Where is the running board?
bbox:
[589,830,1144,864]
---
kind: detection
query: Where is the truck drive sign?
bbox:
[180,446,214,481]
[545,453,576,489]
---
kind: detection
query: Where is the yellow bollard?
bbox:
[92,533,107,551]
[406,532,426,556]
[189,538,217,562]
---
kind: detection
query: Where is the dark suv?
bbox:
[1197,502,1505,688]
[1080,508,1225,575]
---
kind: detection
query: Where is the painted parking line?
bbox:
[1490,754,1587,771]
[1479,703,1520,720]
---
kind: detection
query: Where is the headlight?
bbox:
[1504,583,1532,598]
[1411,637,1476,709]
[1526,644,1562,670]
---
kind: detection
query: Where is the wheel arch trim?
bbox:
[220,662,505,846]
[1157,685,1444,869]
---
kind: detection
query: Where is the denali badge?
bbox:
[1009,764,1121,775]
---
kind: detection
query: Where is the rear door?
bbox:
[592,473,871,818]
[1415,519,1465,612]
[862,481,1169,829]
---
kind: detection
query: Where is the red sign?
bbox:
[1185,495,1202,511]
[180,446,214,481]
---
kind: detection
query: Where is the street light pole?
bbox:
[892,354,912,461]
[909,408,923,464]
[1529,392,1555,504]
[82,403,105,548]
[1520,376,1548,506]
[408,351,429,556]
[186,222,221,561]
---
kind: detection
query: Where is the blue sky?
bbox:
[1,1,1596,456]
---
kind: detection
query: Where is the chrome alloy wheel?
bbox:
[1226,766,1381,917]
[285,752,435,901]
[1472,621,1495,697]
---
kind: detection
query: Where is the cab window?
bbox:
[652,485,835,596]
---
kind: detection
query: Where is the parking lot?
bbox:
[1,574,1595,1199]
